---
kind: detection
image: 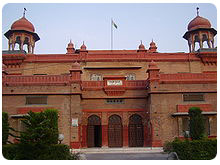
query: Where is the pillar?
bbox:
[81,125,87,148]
[102,125,108,147]
[123,125,128,147]
[144,125,148,147]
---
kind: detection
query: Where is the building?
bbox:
[2,8,217,148]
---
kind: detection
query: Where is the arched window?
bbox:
[108,115,123,147]
[90,73,102,81]
[24,37,29,45]
[126,73,136,80]
[15,36,21,43]
[87,115,102,147]
[128,114,144,147]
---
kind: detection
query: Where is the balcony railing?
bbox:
[3,75,70,86]
[81,80,147,90]
[160,72,217,83]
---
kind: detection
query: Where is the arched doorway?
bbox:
[129,114,144,147]
[87,115,102,147]
[108,115,123,147]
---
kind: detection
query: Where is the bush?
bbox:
[2,144,18,160]
[20,109,58,145]
[2,144,79,160]
[189,107,205,140]
[166,139,217,160]
[2,112,9,145]
[39,144,77,160]
[44,109,59,144]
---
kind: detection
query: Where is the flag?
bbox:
[112,20,118,29]
[24,8,27,11]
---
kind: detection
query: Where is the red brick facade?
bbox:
[2,11,217,148]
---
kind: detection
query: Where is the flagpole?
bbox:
[111,18,113,51]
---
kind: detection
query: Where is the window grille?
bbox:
[26,96,47,105]
[183,93,204,101]
[106,99,125,104]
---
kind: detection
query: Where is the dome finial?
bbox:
[23,8,27,17]
[196,7,199,16]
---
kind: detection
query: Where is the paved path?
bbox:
[71,147,169,160]
[84,152,168,160]
[72,147,163,154]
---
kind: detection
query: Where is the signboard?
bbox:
[72,118,78,127]
[107,80,123,86]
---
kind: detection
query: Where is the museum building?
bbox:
[2,10,217,148]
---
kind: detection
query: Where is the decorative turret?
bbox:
[66,40,75,54]
[138,40,145,50]
[69,61,82,82]
[148,40,157,53]
[137,40,147,53]
[183,7,217,52]
[4,8,40,54]
[147,60,160,82]
[80,41,87,51]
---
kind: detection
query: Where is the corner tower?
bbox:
[183,7,217,52]
[4,9,40,54]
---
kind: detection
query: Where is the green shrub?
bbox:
[20,109,58,145]
[2,144,79,160]
[2,144,18,160]
[44,109,58,144]
[170,139,217,160]
[39,144,75,160]
[189,107,205,140]
[2,112,9,145]
[163,141,173,153]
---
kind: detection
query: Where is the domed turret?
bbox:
[66,40,75,54]
[187,16,211,31]
[4,9,40,54]
[72,61,81,69]
[148,60,158,69]
[138,40,145,50]
[149,40,157,53]
[80,41,87,50]
[11,16,35,32]
[183,7,217,52]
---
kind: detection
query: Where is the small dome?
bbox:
[149,60,157,67]
[150,40,156,47]
[187,16,211,31]
[67,40,74,48]
[72,61,80,69]
[138,42,145,50]
[80,41,87,50]
[11,16,35,33]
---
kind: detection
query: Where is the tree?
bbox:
[189,107,205,140]
[20,109,58,145]
[2,112,9,145]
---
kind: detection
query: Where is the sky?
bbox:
[1,3,217,54]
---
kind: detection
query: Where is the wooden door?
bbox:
[129,114,144,147]
[108,115,123,147]
[87,125,95,147]
[87,115,101,148]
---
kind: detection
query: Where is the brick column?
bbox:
[69,62,82,83]
[81,125,87,148]
[147,60,160,78]
[102,125,108,147]
[144,125,148,147]
[123,125,128,147]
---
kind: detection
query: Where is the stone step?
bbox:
[71,147,164,154]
